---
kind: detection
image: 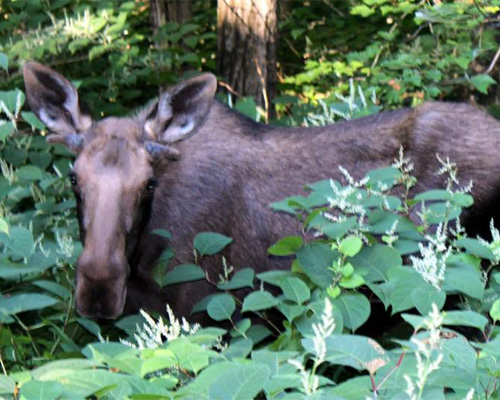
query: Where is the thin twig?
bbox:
[254,58,269,123]
[218,81,240,97]
[0,347,7,376]
[375,351,407,391]
[472,0,487,19]
[485,45,500,74]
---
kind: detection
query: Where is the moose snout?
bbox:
[75,271,128,320]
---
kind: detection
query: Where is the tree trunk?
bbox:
[217,0,277,120]
[150,0,192,32]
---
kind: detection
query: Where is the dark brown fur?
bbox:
[23,62,500,321]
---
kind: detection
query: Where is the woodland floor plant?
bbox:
[0,0,500,398]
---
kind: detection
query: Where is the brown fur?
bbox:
[23,62,500,321]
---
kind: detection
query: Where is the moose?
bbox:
[23,62,500,322]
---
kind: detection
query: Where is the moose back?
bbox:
[23,62,500,321]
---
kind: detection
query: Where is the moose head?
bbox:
[23,62,217,319]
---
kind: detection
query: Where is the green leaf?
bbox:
[2,226,34,258]
[455,238,495,261]
[21,111,45,131]
[90,17,107,33]
[0,217,9,236]
[0,375,15,395]
[0,293,58,321]
[411,286,446,315]
[242,291,279,313]
[296,242,335,288]
[217,268,254,290]
[339,272,365,289]
[141,349,177,378]
[339,236,363,257]
[152,229,172,240]
[351,244,402,283]
[444,311,488,331]
[0,52,8,71]
[163,264,205,286]
[207,294,236,321]
[268,236,303,256]
[0,90,24,113]
[234,97,258,120]
[20,380,64,400]
[208,363,271,400]
[471,74,496,94]
[303,334,388,371]
[491,298,500,322]
[334,293,370,331]
[444,262,484,300]
[279,277,310,304]
[194,232,233,256]
[17,165,43,181]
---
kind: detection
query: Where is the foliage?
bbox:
[277,0,500,122]
[0,0,500,399]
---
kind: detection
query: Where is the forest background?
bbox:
[1,1,500,399]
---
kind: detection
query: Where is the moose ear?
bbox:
[145,73,217,143]
[23,62,92,135]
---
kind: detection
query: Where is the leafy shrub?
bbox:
[1,1,500,398]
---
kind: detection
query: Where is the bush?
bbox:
[1,1,500,399]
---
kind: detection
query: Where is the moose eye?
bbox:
[69,172,78,186]
[145,178,157,193]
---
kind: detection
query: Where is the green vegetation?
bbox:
[1,1,500,398]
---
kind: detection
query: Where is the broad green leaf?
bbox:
[32,280,70,300]
[207,294,236,321]
[455,238,495,261]
[351,244,402,283]
[141,349,177,377]
[0,375,15,395]
[231,318,251,337]
[278,303,305,322]
[339,272,365,289]
[296,242,335,288]
[163,264,205,286]
[217,268,254,290]
[152,229,172,239]
[268,236,303,256]
[334,293,370,331]
[0,90,24,113]
[339,236,363,257]
[234,97,259,120]
[0,216,9,236]
[279,277,310,304]
[242,291,279,313]
[21,111,45,131]
[471,74,496,94]
[168,338,211,374]
[411,286,446,315]
[491,298,500,322]
[0,293,58,320]
[222,338,253,360]
[441,337,477,378]
[31,359,100,380]
[208,363,271,400]
[303,334,388,372]
[0,52,8,71]
[17,165,43,181]
[2,226,33,259]
[444,311,488,331]
[444,262,484,300]
[20,380,64,400]
[194,232,233,256]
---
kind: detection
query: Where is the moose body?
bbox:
[23,62,500,321]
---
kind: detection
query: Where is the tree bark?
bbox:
[217,0,278,120]
[150,0,192,32]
